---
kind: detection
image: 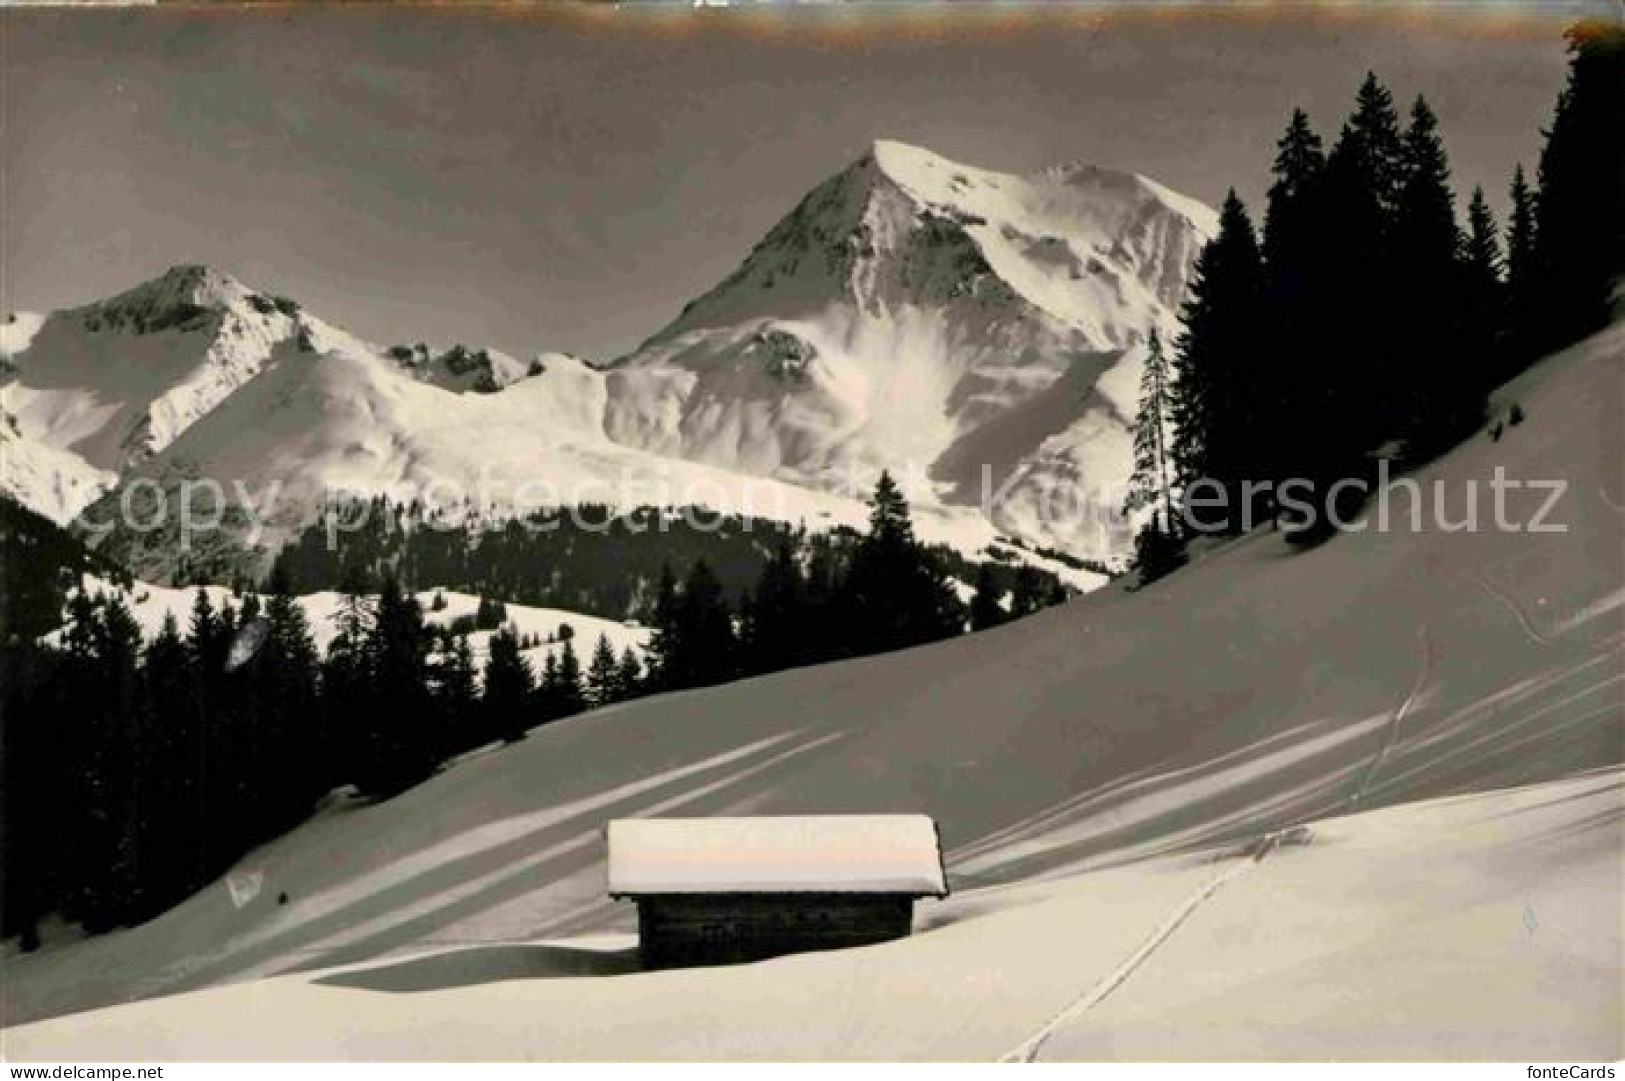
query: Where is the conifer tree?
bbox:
[586,633,619,708]
[483,624,534,743]
[1008,565,1048,619]
[433,630,479,754]
[1462,185,1507,391]
[969,564,1005,632]
[137,612,201,911]
[538,650,560,713]
[1394,95,1471,447]
[256,578,323,830]
[361,574,436,796]
[76,595,142,930]
[669,560,736,689]
[1308,74,1406,479]
[1260,108,1329,485]
[1169,191,1265,531]
[554,638,585,717]
[1262,108,1327,272]
[1505,163,1540,366]
[615,647,643,701]
[1347,72,1409,222]
[1123,328,1177,529]
[321,572,373,787]
[844,472,963,652]
[742,541,805,675]
[645,564,681,691]
[1132,511,1188,586]
[1533,21,1625,351]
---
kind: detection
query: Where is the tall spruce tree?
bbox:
[1505,163,1541,367]
[1260,107,1329,492]
[483,624,535,742]
[1311,74,1407,478]
[742,541,806,675]
[136,612,200,914]
[645,564,681,691]
[77,595,142,930]
[1262,109,1328,273]
[361,575,437,796]
[1169,191,1265,532]
[554,639,585,717]
[615,647,643,701]
[1533,20,1625,352]
[1394,95,1472,448]
[666,560,737,689]
[844,472,963,652]
[1347,72,1409,222]
[257,578,323,831]
[432,630,479,755]
[1123,327,1177,529]
[1462,186,1507,393]
[586,633,619,708]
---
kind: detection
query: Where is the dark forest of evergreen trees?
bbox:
[0,473,1063,948]
[1125,23,1623,574]
[264,498,1059,625]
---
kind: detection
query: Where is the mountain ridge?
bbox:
[2,140,1215,571]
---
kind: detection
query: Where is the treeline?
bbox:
[268,502,802,618]
[644,472,1066,691]
[1124,23,1623,575]
[0,475,1065,948]
[265,499,1050,625]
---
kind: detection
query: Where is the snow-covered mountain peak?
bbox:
[603,141,1215,559]
[1,267,316,481]
[81,264,265,332]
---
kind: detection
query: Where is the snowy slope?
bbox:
[3,321,1619,1054]
[8,771,1616,1060]
[75,331,1004,582]
[0,422,117,526]
[74,578,649,668]
[603,140,1214,558]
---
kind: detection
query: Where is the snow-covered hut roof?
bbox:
[607,815,948,898]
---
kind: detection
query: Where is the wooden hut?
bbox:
[607,815,948,968]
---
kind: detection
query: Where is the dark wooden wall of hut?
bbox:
[635,892,915,968]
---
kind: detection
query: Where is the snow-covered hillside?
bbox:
[0,420,117,526]
[76,578,649,668]
[74,338,1006,583]
[1,142,1210,566]
[4,321,1618,1058]
[605,141,1214,557]
[9,772,1616,1060]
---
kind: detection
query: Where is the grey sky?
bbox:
[0,3,1597,360]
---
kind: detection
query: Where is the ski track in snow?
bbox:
[1469,572,1553,647]
[1001,832,1283,1063]
[1004,619,1440,1062]
[1597,483,1625,517]
[1349,623,1434,812]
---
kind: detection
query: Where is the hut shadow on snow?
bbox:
[315,942,642,994]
